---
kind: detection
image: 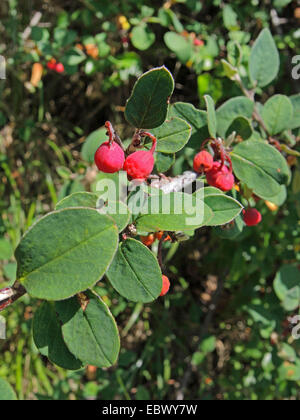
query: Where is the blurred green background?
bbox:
[0,0,300,400]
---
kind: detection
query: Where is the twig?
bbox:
[151,171,198,194]
[0,283,26,312]
[21,12,42,41]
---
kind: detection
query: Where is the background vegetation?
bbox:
[0,0,300,400]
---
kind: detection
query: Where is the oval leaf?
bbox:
[169,102,208,149]
[33,302,83,370]
[155,153,175,173]
[164,32,193,63]
[106,238,162,303]
[151,117,192,153]
[56,192,99,210]
[262,95,294,135]
[202,188,243,226]
[16,208,119,300]
[274,265,300,311]
[136,192,213,232]
[226,116,253,140]
[125,67,175,129]
[55,291,120,368]
[216,97,254,138]
[131,24,155,51]
[204,95,217,139]
[231,140,291,200]
[290,94,300,130]
[249,28,280,88]
[56,192,130,233]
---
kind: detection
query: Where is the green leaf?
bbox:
[131,24,155,51]
[216,214,244,240]
[279,360,300,382]
[262,95,294,135]
[221,59,238,80]
[56,192,99,210]
[155,153,175,173]
[62,48,86,66]
[266,185,287,206]
[33,302,83,370]
[223,5,239,30]
[31,27,50,42]
[151,117,192,153]
[200,336,216,354]
[56,192,130,233]
[226,116,253,140]
[216,97,254,138]
[54,28,77,47]
[231,140,291,200]
[125,67,175,129]
[204,95,217,138]
[227,41,242,67]
[249,28,280,88]
[274,265,300,311]
[106,238,162,303]
[201,188,243,226]
[0,238,13,260]
[16,208,119,301]
[98,201,131,233]
[136,192,213,232]
[289,94,300,130]
[164,32,193,63]
[169,102,208,148]
[0,378,17,400]
[55,290,120,368]
[274,0,292,9]
[81,128,107,163]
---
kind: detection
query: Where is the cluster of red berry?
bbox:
[141,231,172,247]
[193,150,234,192]
[47,59,65,74]
[94,122,157,181]
[193,149,262,227]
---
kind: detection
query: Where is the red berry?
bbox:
[206,162,234,192]
[155,231,164,241]
[55,63,65,73]
[243,208,262,226]
[160,275,170,297]
[194,38,204,47]
[124,150,155,181]
[47,59,57,70]
[141,234,155,247]
[94,141,125,173]
[193,150,214,173]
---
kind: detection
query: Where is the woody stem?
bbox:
[0,284,27,313]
